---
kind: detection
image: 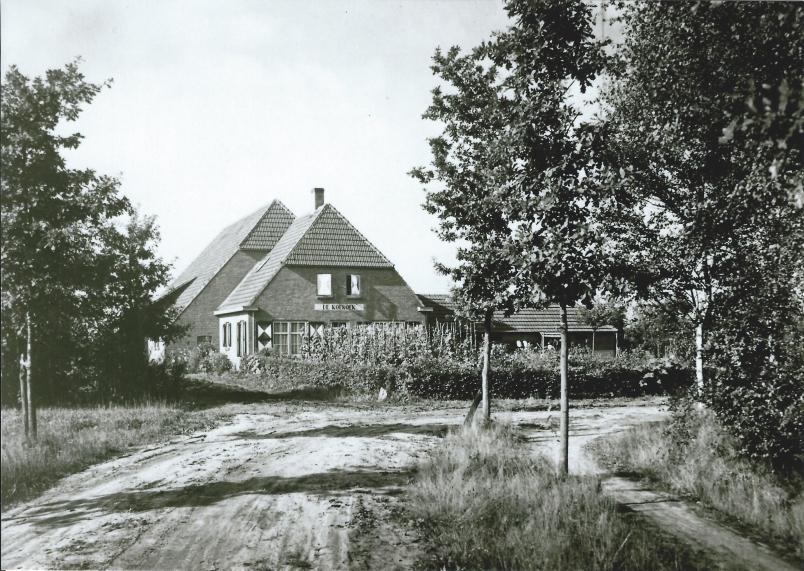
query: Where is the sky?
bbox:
[1,0,610,294]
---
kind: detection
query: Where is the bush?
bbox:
[238,351,408,398]
[167,343,231,376]
[198,351,232,375]
[234,347,692,400]
[707,318,804,472]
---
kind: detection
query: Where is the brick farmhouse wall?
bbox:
[252,265,425,325]
[167,250,264,352]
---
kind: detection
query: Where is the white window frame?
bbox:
[274,321,306,356]
[346,274,361,297]
[317,273,332,297]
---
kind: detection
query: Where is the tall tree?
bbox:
[414,1,613,472]
[411,44,518,424]
[1,61,131,433]
[83,211,183,399]
[605,2,803,468]
[604,1,803,392]
[490,0,610,474]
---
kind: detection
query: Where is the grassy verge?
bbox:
[588,406,804,560]
[408,422,710,570]
[1,403,230,508]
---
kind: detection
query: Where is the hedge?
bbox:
[236,350,692,400]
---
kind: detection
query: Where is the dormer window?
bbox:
[317,273,332,297]
[346,274,361,297]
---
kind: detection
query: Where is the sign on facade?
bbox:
[314,303,365,311]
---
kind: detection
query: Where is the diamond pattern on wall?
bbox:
[257,321,272,350]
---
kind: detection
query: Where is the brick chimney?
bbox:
[313,187,325,210]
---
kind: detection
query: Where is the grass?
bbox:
[1,402,230,508]
[588,407,804,561]
[408,422,710,571]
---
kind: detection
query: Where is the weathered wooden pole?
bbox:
[18,348,29,440]
[26,311,37,440]
[481,308,493,423]
[558,302,569,475]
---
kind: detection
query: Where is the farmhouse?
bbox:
[165,189,426,366]
[163,188,619,367]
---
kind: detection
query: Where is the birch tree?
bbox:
[604,1,803,393]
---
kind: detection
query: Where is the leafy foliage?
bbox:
[605,1,804,469]
[231,345,688,401]
[1,61,178,403]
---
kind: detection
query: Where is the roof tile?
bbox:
[168,200,294,313]
[416,294,618,334]
[217,204,393,313]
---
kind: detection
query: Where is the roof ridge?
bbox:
[215,207,326,313]
[239,199,296,250]
[321,204,394,267]
[255,206,325,273]
[271,199,294,217]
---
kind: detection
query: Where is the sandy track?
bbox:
[1,403,666,570]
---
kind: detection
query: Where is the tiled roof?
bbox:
[167,200,294,313]
[216,204,394,313]
[284,205,393,267]
[240,201,295,250]
[216,210,320,312]
[417,294,618,334]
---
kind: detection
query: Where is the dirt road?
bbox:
[1,402,665,570]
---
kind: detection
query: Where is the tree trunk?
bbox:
[18,345,29,440]
[695,321,705,393]
[481,309,492,424]
[559,302,569,475]
[591,329,596,353]
[25,311,37,440]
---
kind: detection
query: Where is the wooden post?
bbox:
[26,311,37,440]
[481,309,492,423]
[18,349,29,440]
[558,302,569,475]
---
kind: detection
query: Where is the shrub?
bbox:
[166,343,231,375]
[198,351,232,375]
[707,318,804,472]
[238,351,408,398]
[234,346,692,400]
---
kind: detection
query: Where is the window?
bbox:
[221,323,233,348]
[346,274,361,297]
[330,321,347,329]
[371,321,404,330]
[197,335,212,346]
[274,321,306,356]
[317,273,332,296]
